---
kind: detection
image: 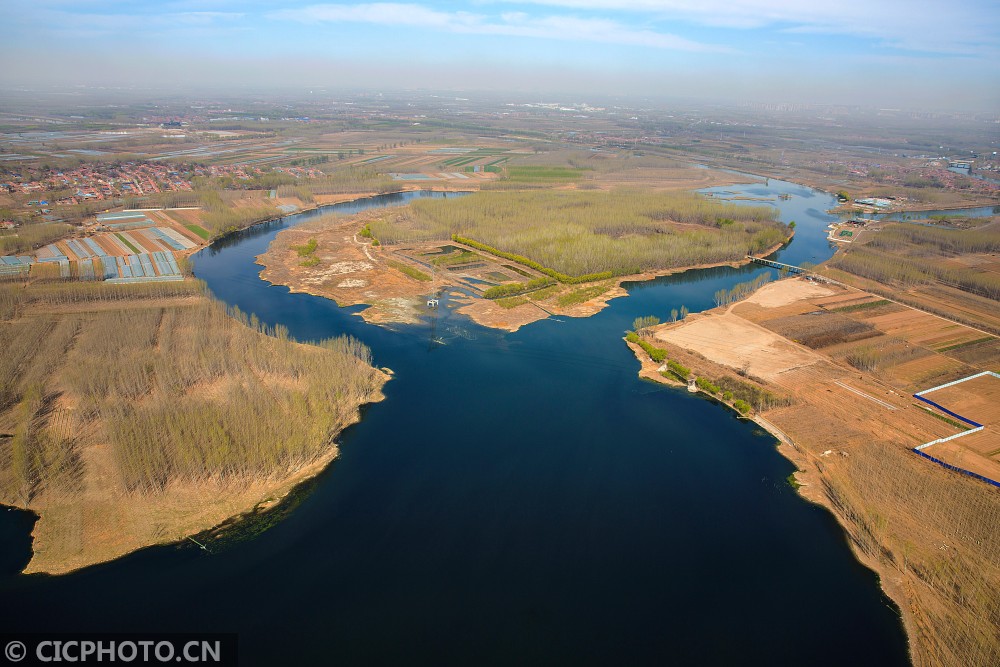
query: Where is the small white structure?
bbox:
[427,298,439,308]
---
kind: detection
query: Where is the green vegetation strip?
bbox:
[388,261,431,282]
[555,284,611,307]
[496,296,529,309]
[937,336,995,353]
[625,328,791,417]
[828,299,890,313]
[662,360,692,383]
[115,233,140,254]
[918,406,971,431]
[185,224,211,240]
[625,331,667,363]
[483,276,555,299]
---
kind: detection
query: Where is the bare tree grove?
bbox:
[0,280,384,504]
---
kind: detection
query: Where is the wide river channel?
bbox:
[1,179,912,665]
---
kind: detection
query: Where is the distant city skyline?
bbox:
[4,1,999,110]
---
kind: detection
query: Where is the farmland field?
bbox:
[920,373,1000,429]
[705,278,1000,482]
[915,373,1000,478]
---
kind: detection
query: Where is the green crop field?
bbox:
[185,224,210,240]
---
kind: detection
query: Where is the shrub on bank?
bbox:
[666,360,691,381]
[626,331,668,363]
[732,399,752,415]
[482,276,555,299]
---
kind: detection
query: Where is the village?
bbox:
[1,160,323,206]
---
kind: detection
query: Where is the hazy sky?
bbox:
[4,1,999,109]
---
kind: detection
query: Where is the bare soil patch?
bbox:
[258,211,433,326]
[923,434,1000,479]
[922,374,1000,428]
[655,310,825,381]
[743,279,834,308]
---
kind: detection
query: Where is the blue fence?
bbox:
[913,394,984,428]
[913,450,1000,489]
[911,371,999,487]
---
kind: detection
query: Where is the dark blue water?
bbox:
[0,184,910,666]
[0,505,36,576]
[856,205,998,222]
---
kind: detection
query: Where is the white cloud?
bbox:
[269,3,728,52]
[174,11,246,25]
[271,3,470,28]
[490,0,999,55]
[19,7,246,32]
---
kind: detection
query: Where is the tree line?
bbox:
[831,246,1000,301]
[714,273,772,307]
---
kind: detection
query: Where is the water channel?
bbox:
[0,184,911,665]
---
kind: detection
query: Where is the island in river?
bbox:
[257,187,792,332]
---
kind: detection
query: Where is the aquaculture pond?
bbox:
[0,185,910,666]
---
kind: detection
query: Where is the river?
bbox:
[0,184,910,665]
[858,204,998,222]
